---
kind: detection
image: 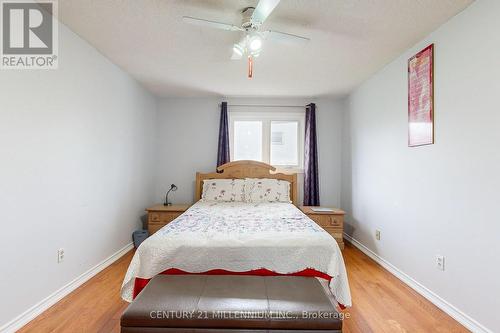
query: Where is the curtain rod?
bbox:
[219,104,305,108]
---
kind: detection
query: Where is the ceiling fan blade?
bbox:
[182,16,243,32]
[251,0,280,25]
[265,30,310,43]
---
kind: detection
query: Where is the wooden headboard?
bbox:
[195,160,298,205]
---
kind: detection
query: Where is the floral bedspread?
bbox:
[120,201,351,306]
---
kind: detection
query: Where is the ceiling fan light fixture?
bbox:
[249,36,262,51]
[250,47,261,57]
[233,43,244,57]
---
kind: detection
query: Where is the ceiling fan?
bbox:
[182,0,310,78]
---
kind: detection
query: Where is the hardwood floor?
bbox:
[340,243,468,333]
[18,252,132,333]
[18,242,468,333]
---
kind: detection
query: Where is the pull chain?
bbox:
[248,56,253,79]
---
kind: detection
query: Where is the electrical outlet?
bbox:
[375,230,381,241]
[57,248,65,263]
[436,255,445,271]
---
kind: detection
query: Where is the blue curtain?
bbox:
[217,102,230,167]
[304,103,320,206]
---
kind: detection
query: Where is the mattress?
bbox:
[120,201,351,307]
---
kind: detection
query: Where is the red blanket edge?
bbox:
[132,268,345,310]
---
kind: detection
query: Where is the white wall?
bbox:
[341,0,500,331]
[0,24,157,328]
[155,97,345,207]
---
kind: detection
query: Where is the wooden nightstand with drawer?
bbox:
[146,204,190,235]
[299,206,345,250]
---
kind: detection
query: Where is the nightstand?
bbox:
[146,204,190,235]
[299,206,345,250]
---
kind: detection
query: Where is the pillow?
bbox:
[244,178,291,203]
[201,179,246,202]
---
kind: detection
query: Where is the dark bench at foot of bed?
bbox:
[121,275,343,333]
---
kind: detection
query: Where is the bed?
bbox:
[120,161,351,307]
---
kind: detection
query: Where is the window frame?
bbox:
[229,111,305,172]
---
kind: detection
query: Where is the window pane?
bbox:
[270,121,298,166]
[233,121,262,161]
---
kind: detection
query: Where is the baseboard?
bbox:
[343,233,491,333]
[0,242,133,333]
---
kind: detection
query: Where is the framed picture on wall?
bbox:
[408,44,434,147]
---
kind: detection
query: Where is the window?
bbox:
[270,121,299,166]
[233,121,262,161]
[230,111,304,170]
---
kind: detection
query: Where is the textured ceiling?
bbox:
[58,0,473,97]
